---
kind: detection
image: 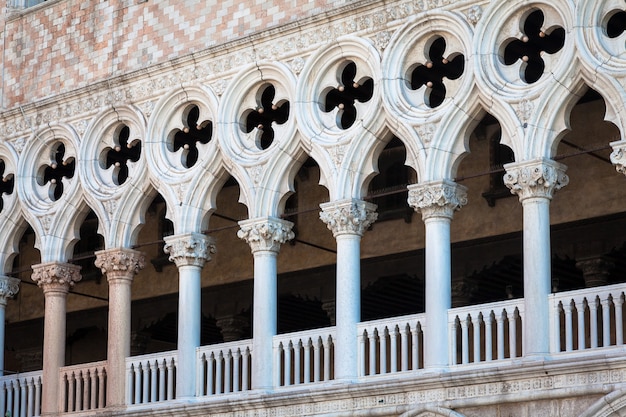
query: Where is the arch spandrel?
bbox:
[0,142,26,273]
[399,405,466,417]
[581,389,626,417]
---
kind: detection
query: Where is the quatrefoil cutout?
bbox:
[0,159,14,213]
[409,36,465,108]
[101,124,141,185]
[169,105,212,168]
[323,61,374,129]
[606,10,626,39]
[38,143,75,201]
[242,84,289,150]
[502,9,565,84]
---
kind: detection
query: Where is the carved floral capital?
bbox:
[503,158,568,202]
[0,276,20,305]
[94,248,145,283]
[610,140,626,176]
[164,233,216,268]
[407,180,467,220]
[31,262,82,294]
[319,199,377,237]
[237,217,294,253]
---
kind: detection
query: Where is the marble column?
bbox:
[31,262,81,415]
[164,233,215,398]
[504,158,568,358]
[238,217,294,390]
[320,199,377,381]
[94,248,145,407]
[408,180,467,369]
[0,276,20,376]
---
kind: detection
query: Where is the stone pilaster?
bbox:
[503,158,569,201]
[164,232,216,268]
[237,217,294,253]
[407,179,467,220]
[610,139,626,175]
[319,199,377,237]
[31,262,81,415]
[0,276,20,376]
[95,248,145,408]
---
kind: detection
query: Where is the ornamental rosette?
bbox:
[237,217,294,253]
[319,199,377,237]
[503,159,568,202]
[0,276,20,304]
[407,180,467,220]
[163,233,216,267]
[31,262,82,292]
[94,248,145,281]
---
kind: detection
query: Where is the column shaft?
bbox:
[177,264,202,396]
[252,251,277,389]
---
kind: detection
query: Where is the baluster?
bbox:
[150,361,158,402]
[450,320,458,366]
[196,354,204,397]
[590,296,599,348]
[142,361,150,403]
[243,347,250,391]
[75,372,82,412]
[303,339,311,383]
[233,349,241,392]
[27,378,34,417]
[324,336,331,381]
[133,364,141,404]
[225,350,233,393]
[472,313,481,363]
[59,374,67,413]
[90,369,97,409]
[461,315,470,364]
[294,340,302,385]
[284,342,293,386]
[34,376,41,417]
[13,379,19,417]
[207,353,215,395]
[68,372,76,411]
[1,381,5,417]
[275,344,283,388]
[216,351,224,394]
[20,378,26,417]
[564,300,574,352]
[616,294,624,345]
[126,365,134,405]
[554,302,562,352]
[314,337,322,382]
[368,329,377,375]
[401,324,409,371]
[508,310,517,358]
[412,323,420,370]
[158,359,166,400]
[496,311,505,360]
[6,382,13,417]
[576,300,587,350]
[358,331,366,377]
[390,326,398,373]
[380,327,388,374]
[166,359,174,400]
[485,312,493,362]
[80,371,88,411]
[602,296,612,347]
[98,368,105,408]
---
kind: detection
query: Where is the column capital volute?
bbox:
[94,248,145,283]
[0,276,20,306]
[164,233,216,268]
[319,199,377,238]
[503,158,568,202]
[31,262,82,294]
[237,217,294,254]
[407,179,467,221]
[610,139,626,175]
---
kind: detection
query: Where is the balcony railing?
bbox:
[197,339,253,396]
[0,370,42,417]
[59,361,107,413]
[126,351,176,405]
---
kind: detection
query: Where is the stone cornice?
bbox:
[163,233,216,268]
[319,199,377,237]
[0,275,20,305]
[237,217,294,254]
[31,262,82,294]
[503,158,569,202]
[407,180,467,221]
[94,248,146,284]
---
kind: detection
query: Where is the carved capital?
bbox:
[95,248,145,283]
[164,233,216,268]
[0,276,20,306]
[610,140,626,175]
[31,262,82,294]
[319,199,377,237]
[503,159,568,202]
[407,180,467,220]
[237,217,294,253]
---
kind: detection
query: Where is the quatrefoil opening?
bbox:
[100,124,141,186]
[501,9,565,84]
[0,159,14,214]
[408,36,465,108]
[322,61,374,129]
[242,84,289,150]
[38,143,75,201]
[169,105,212,168]
[606,10,626,39]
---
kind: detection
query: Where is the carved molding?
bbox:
[237,217,294,254]
[31,262,82,294]
[319,199,377,237]
[0,276,20,305]
[407,180,467,220]
[163,233,216,268]
[94,248,146,283]
[503,158,569,202]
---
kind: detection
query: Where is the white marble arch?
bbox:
[399,406,466,417]
[581,389,626,417]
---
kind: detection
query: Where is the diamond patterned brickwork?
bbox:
[2,0,344,108]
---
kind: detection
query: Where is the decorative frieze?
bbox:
[31,262,82,293]
[94,248,146,283]
[407,180,467,220]
[319,199,377,237]
[237,217,294,253]
[0,276,20,305]
[164,233,216,268]
[503,158,569,202]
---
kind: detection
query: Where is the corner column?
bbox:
[320,199,377,381]
[0,276,20,376]
[164,233,215,398]
[31,262,82,415]
[408,180,467,369]
[94,248,145,407]
[238,217,294,390]
[504,158,568,358]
